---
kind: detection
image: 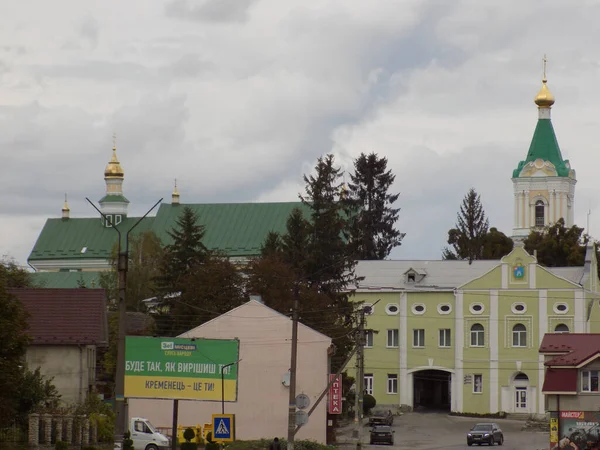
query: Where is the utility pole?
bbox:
[86,197,162,444]
[354,306,366,450]
[287,283,300,450]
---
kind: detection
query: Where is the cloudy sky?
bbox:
[2,0,600,267]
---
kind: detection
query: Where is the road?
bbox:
[338,412,549,450]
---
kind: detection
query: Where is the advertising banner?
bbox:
[328,374,342,414]
[124,337,239,401]
[551,411,600,450]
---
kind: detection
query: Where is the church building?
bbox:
[511,69,576,237]
[351,72,600,417]
[28,141,304,287]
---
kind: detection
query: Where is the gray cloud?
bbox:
[2,0,600,267]
[165,0,258,23]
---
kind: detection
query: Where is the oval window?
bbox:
[438,304,452,314]
[470,303,484,314]
[386,304,399,315]
[412,304,426,315]
[553,303,569,314]
[511,303,527,314]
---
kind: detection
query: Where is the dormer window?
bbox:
[405,268,426,284]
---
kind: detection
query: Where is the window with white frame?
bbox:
[512,323,527,347]
[364,330,374,348]
[364,374,374,395]
[387,329,399,348]
[387,374,398,394]
[554,323,570,333]
[413,329,425,347]
[473,374,483,393]
[470,323,485,347]
[439,329,451,347]
[582,370,599,392]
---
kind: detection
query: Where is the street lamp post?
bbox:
[221,360,241,414]
[86,197,162,443]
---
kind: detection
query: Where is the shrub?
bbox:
[123,431,134,450]
[55,441,69,450]
[363,394,376,415]
[205,431,220,450]
[82,447,99,450]
[184,427,196,442]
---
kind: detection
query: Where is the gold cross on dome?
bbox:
[542,54,547,79]
[113,132,117,149]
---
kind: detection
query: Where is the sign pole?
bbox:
[171,399,179,450]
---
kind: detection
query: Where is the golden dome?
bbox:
[105,146,124,179]
[62,194,70,212]
[534,78,555,108]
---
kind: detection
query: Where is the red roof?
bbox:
[10,288,108,346]
[540,333,600,367]
[542,368,578,394]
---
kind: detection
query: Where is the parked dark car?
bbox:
[370,426,394,445]
[467,423,504,446]
[368,410,394,427]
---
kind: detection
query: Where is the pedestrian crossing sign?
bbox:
[212,414,235,442]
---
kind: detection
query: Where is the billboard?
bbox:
[328,374,342,414]
[551,411,600,450]
[124,337,239,401]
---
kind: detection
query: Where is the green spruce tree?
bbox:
[346,152,405,260]
[443,188,490,262]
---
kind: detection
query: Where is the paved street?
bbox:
[338,412,549,450]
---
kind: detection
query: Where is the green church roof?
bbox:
[99,194,130,204]
[28,202,308,267]
[513,118,571,178]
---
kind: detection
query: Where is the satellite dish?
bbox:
[281,372,290,387]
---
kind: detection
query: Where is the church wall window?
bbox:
[535,200,545,227]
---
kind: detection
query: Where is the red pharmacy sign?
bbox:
[328,374,342,414]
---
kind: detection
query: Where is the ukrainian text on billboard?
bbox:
[124,337,239,401]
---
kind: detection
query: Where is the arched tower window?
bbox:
[535,200,545,227]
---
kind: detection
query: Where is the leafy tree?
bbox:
[0,261,59,425]
[167,254,247,336]
[363,393,376,415]
[346,152,405,260]
[524,218,587,267]
[482,228,514,259]
[443,188,490,262]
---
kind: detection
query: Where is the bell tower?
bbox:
[99,135,130,227]
[512,57,576,239]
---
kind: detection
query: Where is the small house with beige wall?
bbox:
[128,299,332,443]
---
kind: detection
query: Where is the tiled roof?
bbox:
[542,368,577,394]
[28,202,307,267]
[31,271,103,289]
[9,288,108,346]
[540,333,600,367]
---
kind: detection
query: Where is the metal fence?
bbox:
[0,423,28,446]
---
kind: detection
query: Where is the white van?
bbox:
[114,417,170,450]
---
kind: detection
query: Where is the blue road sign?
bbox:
[212,414,235,442]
